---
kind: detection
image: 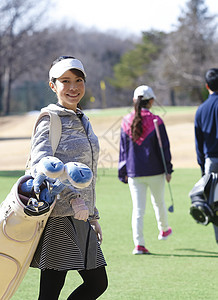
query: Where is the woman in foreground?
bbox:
[30,56,108,299]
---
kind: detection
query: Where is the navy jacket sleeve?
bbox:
[194,109,205,173]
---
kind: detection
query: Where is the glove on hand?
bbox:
[70,198,89,221]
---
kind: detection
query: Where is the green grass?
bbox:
[1,168,218,299]
[85,106,198,118]
[0,170,25,200]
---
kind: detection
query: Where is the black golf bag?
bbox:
[189,172,218,226]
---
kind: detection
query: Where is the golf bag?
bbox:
[189,172,218,226]
[0,175,55,300]
[0,108,61,300]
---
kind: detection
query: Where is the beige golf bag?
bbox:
[0,175,56,300]
[0,107,62,300]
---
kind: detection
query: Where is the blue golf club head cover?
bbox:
[51,179,65,196]
[37,156,64,178]
[33,174,47,194]
[59,162,93,189]
[20,178,34,194]
[39,187,53,204]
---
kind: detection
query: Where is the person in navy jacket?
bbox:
[118,85,173,255]
[195,68,218,242]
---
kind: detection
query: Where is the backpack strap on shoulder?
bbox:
[46,112,62,154]
[25,110,62,172]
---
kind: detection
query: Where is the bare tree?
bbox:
[156,0,218,104]
[26,25,135,109]
[0,0,51,115]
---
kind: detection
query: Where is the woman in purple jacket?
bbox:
[118,85,173,255]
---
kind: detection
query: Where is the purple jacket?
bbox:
[118,109,173,183]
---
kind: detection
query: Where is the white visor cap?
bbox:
[133,85,156,100]
[49,58,86,80]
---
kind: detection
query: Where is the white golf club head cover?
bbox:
[33,156,65,193]
[59,162,93,189]
[37,156,65,178]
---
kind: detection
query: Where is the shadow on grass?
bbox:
[149,248,218,258]
[0,170,25,177]
[176,248,218,255]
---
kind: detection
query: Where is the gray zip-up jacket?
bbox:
[30,104,99,219]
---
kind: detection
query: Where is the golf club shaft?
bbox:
[153,119,174,206]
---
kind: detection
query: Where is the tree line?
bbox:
[0,0,217,115]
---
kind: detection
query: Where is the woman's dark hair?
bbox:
[131,96,150,142]
[50,55,85,110]
[51,55,75,67]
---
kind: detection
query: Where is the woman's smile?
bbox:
[51,70,85,111]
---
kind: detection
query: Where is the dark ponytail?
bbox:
[131,96,150,142]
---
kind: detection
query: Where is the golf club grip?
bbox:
[153,119,163,148]
[153,119,168,175]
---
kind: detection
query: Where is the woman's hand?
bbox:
[166,173,172,183]
[70,198,89,221]
[89,219,103,245]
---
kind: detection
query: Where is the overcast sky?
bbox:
[50,0,218,36]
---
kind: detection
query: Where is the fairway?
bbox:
[1,168,218,299]
[0,106,199,170]
[1,107,217,299]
